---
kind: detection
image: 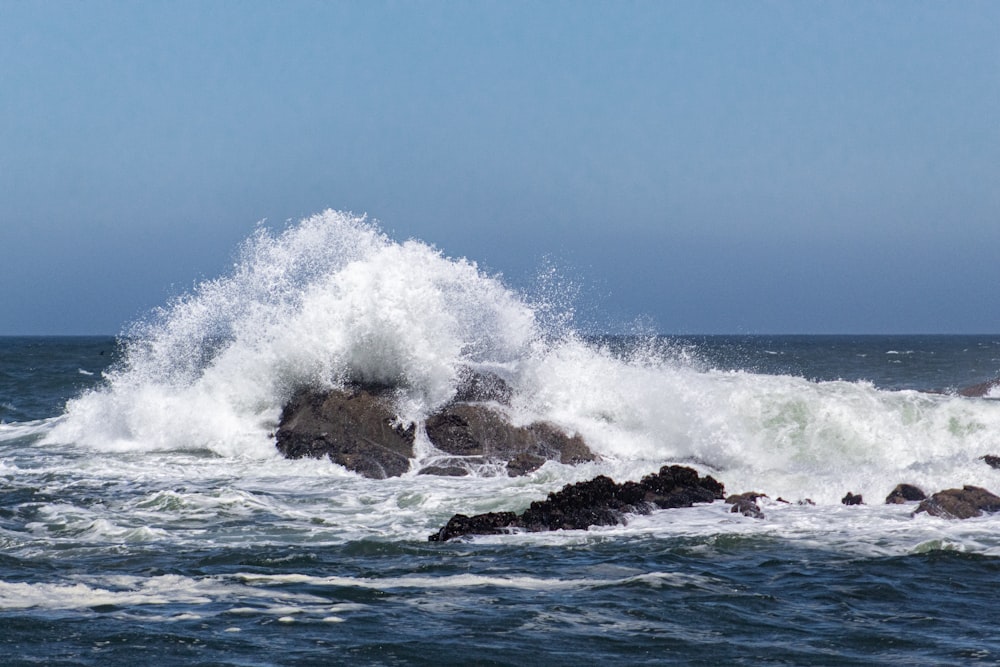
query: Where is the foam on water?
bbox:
[40,210,1000,520]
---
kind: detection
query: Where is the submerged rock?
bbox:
[885,484,926,504]
[726,492,766,519]
[914,485,1000,519]
[428,465,725,541]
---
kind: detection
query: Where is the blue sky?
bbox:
[3,1,998,334]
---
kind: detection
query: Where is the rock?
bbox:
[416,463,473,477]
[275,371,596,478]
[428,465,725,541]
[959,378,1000,398]
[453,367,513,404]
[914,485,1000,519]
[430,512,521,540]
[885,483,926,504]
[726,491,766,504]
[424,404,596,476]
[518,474,633,533]
[841,492,864,506]
[981,455,1000,469]
[275,387,415,479]
[726,492,766,519]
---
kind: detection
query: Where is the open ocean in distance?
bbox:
[4,212,1000,665]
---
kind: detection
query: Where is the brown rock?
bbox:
[726,491,766,519]
[424,404,595,476]
[885,484,926,504]
[959,378,1000,397]
[275,387,415,479]
[453,367,513,404]
[915,485,1000,519]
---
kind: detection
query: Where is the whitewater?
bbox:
[3,210,1000,664]
[41,210,1000,507]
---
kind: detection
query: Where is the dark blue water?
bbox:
[3,336,1000,665]
[2,538,997,666]
[0,337,118,423]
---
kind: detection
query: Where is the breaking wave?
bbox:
[48,210,1000,504]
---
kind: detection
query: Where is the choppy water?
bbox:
[3,212,1000,665]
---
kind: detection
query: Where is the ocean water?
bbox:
[4,211,1000,665]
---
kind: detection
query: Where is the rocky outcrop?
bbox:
[428,465,724,541]
[914,485,1000,519]
[726,492,766,519]
[885,484,926,504]
[275,369,596,478]
[275,387,415,479]
[424,404,595,476]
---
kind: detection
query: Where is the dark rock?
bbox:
[416,455,491,476]
[914,485,1000,519]
[453,367,513,405]
[424,404,596,476]
[428,465,725,541]
[885,483,926,504]
[416,464,472,477]
[959,378,1000,398]
[726,491,766,504]
[429,512,521,541]
[981,455,1000,469]
[726,492,766,519]
[841,492,864,506]
[506,452,548,477]
[276,374,596,477]
[275,387,415,479]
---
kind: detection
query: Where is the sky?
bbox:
[2,1,998,335]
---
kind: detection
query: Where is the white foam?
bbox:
[49,211,536,455]
[26,210,1000,554]
[233,570,715,592]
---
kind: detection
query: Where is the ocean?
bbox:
[3,211,1000,665]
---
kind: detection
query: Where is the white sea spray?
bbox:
[38,210,1000,514]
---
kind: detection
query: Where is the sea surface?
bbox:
[4,212,1000,665]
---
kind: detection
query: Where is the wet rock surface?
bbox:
[275,369,595,478]
[726,492,766,519]
[428,465,725,541]
[452,367,513,404]
[958,378,1000,397]
[885,484,926,504]
[980,455,1000,469]
[841,492,864,506]
[424,404,595,476]
[275,386,415,479]
[914,485,1000,519]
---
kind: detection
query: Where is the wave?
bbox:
[49,211,537,456]
[46,210,1000,504]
